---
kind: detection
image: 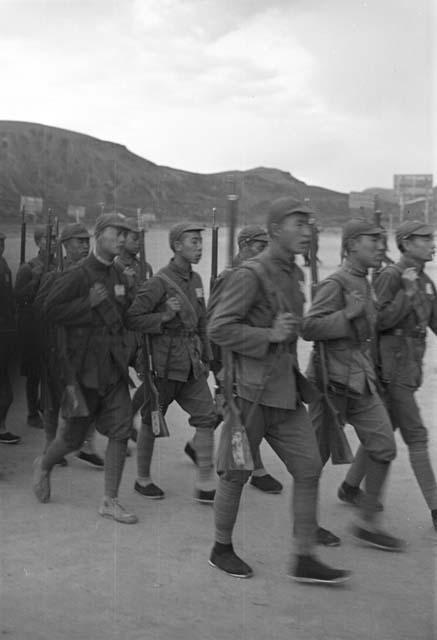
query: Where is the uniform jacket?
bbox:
[301,260,377,396]
[0,256,15,333]
[208,245,306,410]
[374,255,437,389]
[114,254,153,293]
[44,252,133,392]
[126,258,211,382]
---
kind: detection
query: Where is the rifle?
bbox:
[216,188,254,472]
[54,216,64,272]
[309,222,354,465]
[209,207,219,294]
[20,206,26,264]
[137,216,169,438]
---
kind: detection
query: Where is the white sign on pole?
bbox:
[20,196,43,217]
[67,205,86,222]
[348,192,375,212]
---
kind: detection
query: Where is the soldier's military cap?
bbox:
[342,219,382,244]
[60,223,90,243]
[237,225,269,246]
[396,220,434,248]
[169,222,204,250]
[34,225,47,242]
[94,212,130,235]
[267,197,316,233]
[124,217,140,233]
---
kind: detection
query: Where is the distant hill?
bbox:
[0,120,404,226]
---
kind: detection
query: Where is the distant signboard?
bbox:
[137,210,156,230]
[348,192,375,211]
[67,205,86,221]
[20,196,43,217]
[394,174,433,203]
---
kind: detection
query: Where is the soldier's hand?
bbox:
[344,291,366,319]
[401,267,419,296]
[269,312,301,343]
[89,283,109,307]
[162,296,181,322]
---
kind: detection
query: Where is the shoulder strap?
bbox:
[155,270,198,329]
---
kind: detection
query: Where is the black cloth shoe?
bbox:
[209,545,253,578]
[352,525,406,551]
[316,526,341,547]
[338,481,383,511]
[134,481,165,499]
[55,457,68,467]
[184,442,197,465]
[291,555,351,585]
[129,427,138,443]
[27,413,43,429]
[432,510,437,532]
[0,431,21,444]
[76,451,104,468]
[194,489,215,503]
[250,474,283,494]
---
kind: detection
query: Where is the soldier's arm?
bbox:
[44,268,97,326]
[126,277,168,333]
[14,263,41,303]
[301,279,353,341]
[34,271,57,314]
[207,267,273,359]
[373,267,415,331]
[427,278,437,335]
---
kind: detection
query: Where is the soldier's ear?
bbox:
[269,222,281,239]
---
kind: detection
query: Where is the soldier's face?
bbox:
[352,234,386,268]
[0,239,4,257]
[96,227,127,258]
[276,214,311,255]
[175,232,203,264]
[65,237,90,262]
[403,235,435,262]
[125,231,140,256]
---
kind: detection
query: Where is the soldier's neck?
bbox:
[344,257,368,276]
[173,254,191,271]
[93,248,113,266]
[400,253,425,272]
[268,241,296,264]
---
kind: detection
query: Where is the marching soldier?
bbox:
[32,213,137,524]
[35,222,104,468]
[208,197,349,583]
[338,220,437,532]
[114,217,153,285]
[302,219,404,551]
[0,232,20,444]
[206,225,283,495]
[15,225,56,429]
[115,217,153,424]
[126,222,217,503]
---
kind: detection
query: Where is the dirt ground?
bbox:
[0,228,436,640]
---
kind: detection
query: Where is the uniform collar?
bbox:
[264,244,296,273]
[343,258,368,277]
[91,250,113,267]
[169,257,192,280]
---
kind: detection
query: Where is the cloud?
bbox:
[0,0,433,191]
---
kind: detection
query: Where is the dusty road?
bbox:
[0,228,436,639]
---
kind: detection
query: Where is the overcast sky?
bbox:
[0,0,434,192]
